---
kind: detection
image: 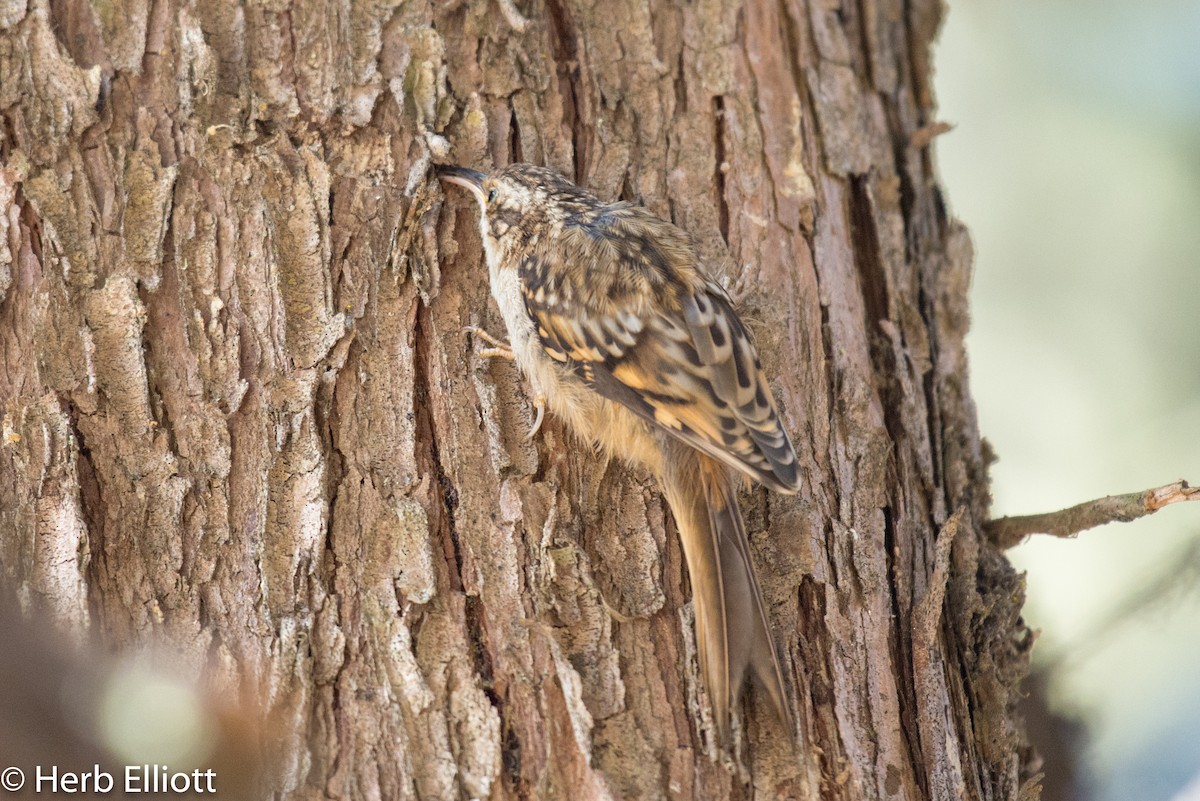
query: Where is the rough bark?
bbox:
[0,1,1034,800]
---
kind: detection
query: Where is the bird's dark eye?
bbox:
[487,188,497,204]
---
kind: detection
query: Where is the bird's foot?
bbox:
[463,325,514,360]
[464,326,545,439]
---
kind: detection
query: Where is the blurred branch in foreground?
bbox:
[0,608,263,799]
[1036,536,1200,674]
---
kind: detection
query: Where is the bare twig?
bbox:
[986,480,1199,549]
[908,121,954,149]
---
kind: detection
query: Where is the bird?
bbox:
[437,162,799,743]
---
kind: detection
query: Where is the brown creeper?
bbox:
[438,163,799,742]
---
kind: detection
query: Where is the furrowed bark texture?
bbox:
[0,1,1033,799]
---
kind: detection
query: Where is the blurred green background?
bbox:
[934,1,1200,799]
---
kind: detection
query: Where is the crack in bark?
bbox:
[509,104,524,163]
[921,366,942,490]
[0,110,15,165]
[851,0,880,93]
[711,96,729,247]
[464,593,500,703]
[61,398,104,606]
[796,574,850,800]
[464,593,521,793]
[413,300,464,594]
[883,504,927,799]
[673,50,687,115]
[544,0,584,182]
[815,299,837,438]
[847,176,889,330]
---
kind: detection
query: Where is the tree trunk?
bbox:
[0,0,1034,799]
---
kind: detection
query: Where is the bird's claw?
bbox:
[724,268,755,305]
[527,393,546,440]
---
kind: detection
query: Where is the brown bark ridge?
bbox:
[0,1,1034,799]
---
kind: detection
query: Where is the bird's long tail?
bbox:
[661,448,790,742]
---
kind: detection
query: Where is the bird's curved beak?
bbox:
[436,165,486,204]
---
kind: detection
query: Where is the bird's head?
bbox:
[437,163,592,263]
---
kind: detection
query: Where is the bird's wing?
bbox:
[520,249,800,494]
